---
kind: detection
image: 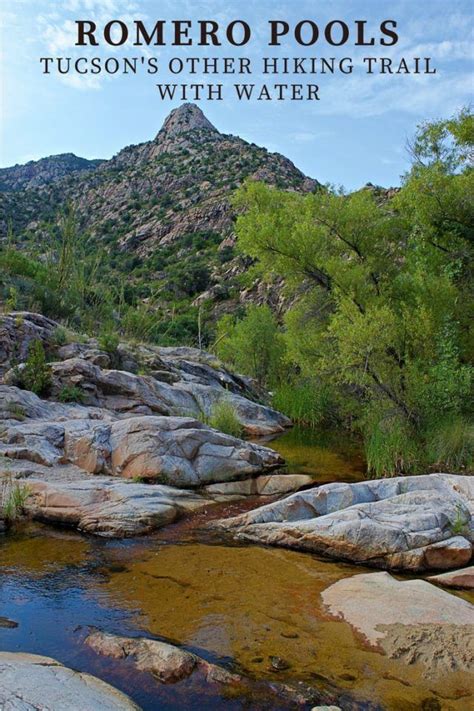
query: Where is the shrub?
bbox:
[272,380,336,428]
[52,325,70,346]
[1,474,31,523]
[215,305,286,388]
[208,400,243,438]
[426,417,473,472]
[363,412,419,478]
[58,384,85,403]
[18,339,51,396]
[98,329,120,366]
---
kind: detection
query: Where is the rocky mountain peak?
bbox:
[156,103,218,142]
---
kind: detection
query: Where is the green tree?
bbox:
[215,305,285,388]
[232,108,473,475]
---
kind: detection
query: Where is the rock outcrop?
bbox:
[1,312,291,436]
[321,572,474,676]
[0,153,103,192]
[0,384,289,536]
[217,474,474,571]
[0,652,140,710]
[0,393,283,486]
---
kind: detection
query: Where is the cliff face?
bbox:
[0,103,318,319]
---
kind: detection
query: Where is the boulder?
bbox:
[0,651,140,710]
[84,630,335,706]
[0,384,113,422]
[217,474,474,571]
[85,630,197,683]
[0,312,59,376]
[108,416,283,486]
[23,476,213,537]
[428,565,474,590]
[203,473,313,498]
[85,630,246,686]
[321,572,474,676]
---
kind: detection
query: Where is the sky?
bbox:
[0,0,473,190]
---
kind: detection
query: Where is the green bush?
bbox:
[215,305,286,388]
[272,380,336,428]
[208,401,243,438]
[426,417,473,472]
[98,329,120,365]
[363,412,420,478]
[1,474,31,523]
[52,326,70,346]
[58,384,85,403]
[17,340,51,396]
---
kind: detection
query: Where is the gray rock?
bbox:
[203,473,312,497]
[24,476,213,537]
[85,630,198,683]
[0,651,140,710]
[46,357,290,435]
[84,629,332,707]
[108,416,283,486]
[321,572,474,676]
[218,474,474,571]
[0,312,59,376]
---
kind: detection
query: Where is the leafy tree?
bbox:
[215,305,286,388]
[232,108,473,475]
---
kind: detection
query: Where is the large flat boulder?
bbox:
[321,572,474,676]
[217,474,474,571]
[0,651,140,710]
[22,476,213,537]
[203,473,313,498]
[108,416,283,486]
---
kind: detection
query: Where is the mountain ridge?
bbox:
[0,103,318,337]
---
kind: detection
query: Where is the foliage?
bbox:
[98,329,120,355]
[58,384,85,403]
[232,108,473,476]
[17,340,51,396]
[51,326,70,346]
[215,305,286,388]
[426,417,474,472]
[272,380,337,429]
[207,400,243,438]
[1,473,31,523]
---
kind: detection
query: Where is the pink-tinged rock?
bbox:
[428,565,474,590]
[321,572,474,676]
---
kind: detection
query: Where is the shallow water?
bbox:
[259,425,366,484]
[1,430,473,710]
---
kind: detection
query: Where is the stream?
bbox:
[0,428,472,710]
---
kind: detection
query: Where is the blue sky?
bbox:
[0,0,472,189]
